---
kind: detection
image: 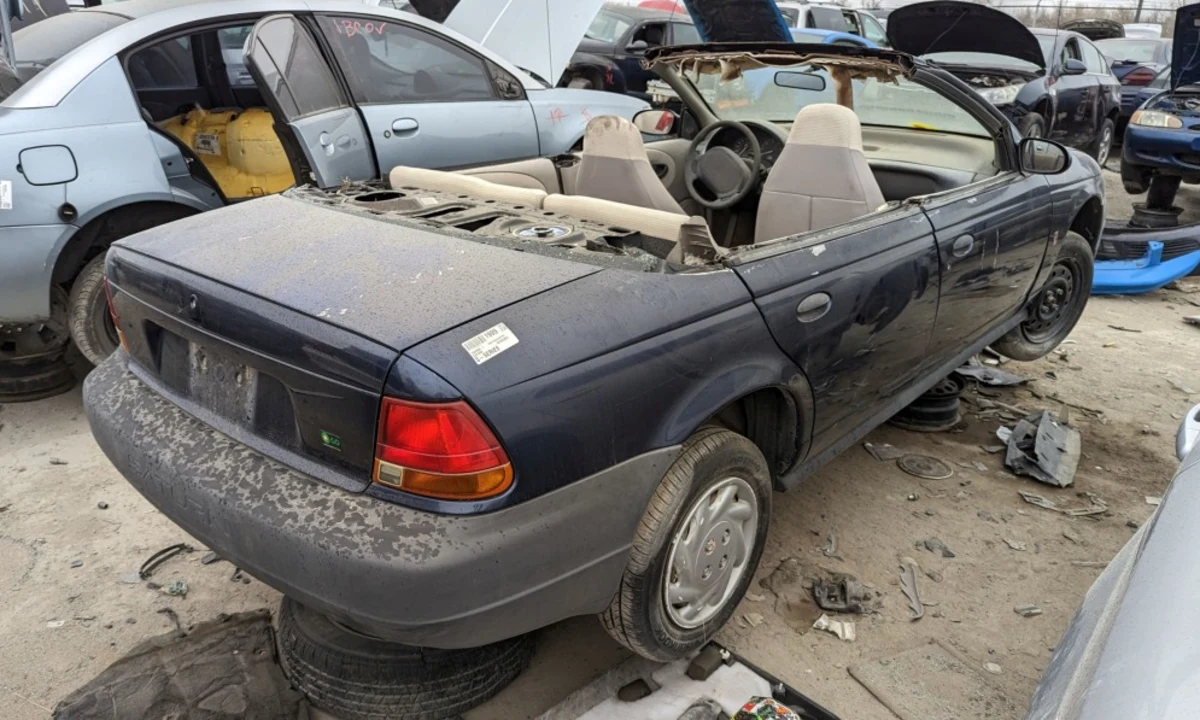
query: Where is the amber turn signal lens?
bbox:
[373,460,513,500]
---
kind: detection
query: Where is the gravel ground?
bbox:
[0,171,1197,719]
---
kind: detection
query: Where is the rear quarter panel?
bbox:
[528,87,649,153]
[406,268,809,505]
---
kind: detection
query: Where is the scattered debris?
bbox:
[1102,342,1117,348]
[1126,520,1140,530]
[161,581,188,598]
[1014,604,1043,617]
[157,607,184,636]
[46,620,66,628]
[958,460,988,472]
[119,573,142,585]
[977,510,998,523]
[899,559,924,621]
[864,442,906,461]
[1062,529,1082,544]
[49,458,68,466]
[1003,538,1027,552]
[898,454,954,480]
[1107,325,1142,333]
[745,591,766,603]
[955,364,1029,386]
[981,444,1005,454]
[813,614,856,641]
[812,576,871,614]
[822,533,839,559]
[1002,411,1081,488]
[921,537,956,558]
[740,612,765,629]
[1184,316,1200,328]
[984,662,1003,675]
[138,543,194,580]
[906,493,919,501]
[200,551,221,565]
[1168,379,1196,395]
[996,427,1013,444]
[96,501,109,510]
[1145,496,1162,506]
[1071,561,1107,568]
[70,559,83,568]
[1019,490,1108,517]
[925,569,943,583]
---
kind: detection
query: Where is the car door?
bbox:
[315,14,538,170]
[919,173,1051,351]
[1050,36,1091,148]
[729,208,941,457]
[244,14,375,187]
[1081,39,1120,134]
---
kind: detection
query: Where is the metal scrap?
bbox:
[898,454,954,480]
[1003,411,1081,488]
[899,559,924,621]
[812,613,856,641]
[955,364,1029,386]
[1184,316,1200,327]
[1014,604,1043,617]
[1019,490,1108,517]
[864,442,906,461]
[138,543,194,580]
[822,533,839,558]
[812,576,871,614]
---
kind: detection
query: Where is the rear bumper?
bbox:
[84,353,679,648]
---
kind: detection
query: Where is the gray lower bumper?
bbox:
[84,353,679,648]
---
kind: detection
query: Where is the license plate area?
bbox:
[189,342,257,424]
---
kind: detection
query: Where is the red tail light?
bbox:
[103,277,129,352]
[373,397,513,500]
[1124,67,1157,86]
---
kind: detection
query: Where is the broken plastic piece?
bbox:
[1013,604,1043,617]
[1018,490,1107,516]
[899,561,924,621]
[813,614,856,641]
[864,442,906,461]
[1003,411,1081,487]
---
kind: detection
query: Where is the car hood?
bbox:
[680,0,792,42]
[441,0,608,84]
[886,1,1046,70]
[1061,18,1124,40]
[1173,3,1200,88]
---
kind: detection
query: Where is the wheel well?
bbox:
[51,202,199,287]
[1069,196,1104,252]
[707,387,798,486]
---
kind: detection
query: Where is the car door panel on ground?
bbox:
[731,207,940,456]
[315,14,539,170]
[245,14,375,187]
[920,173,1050,349]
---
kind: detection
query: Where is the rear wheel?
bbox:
[991,231,1093,361]
[68,254,120,368]
[1091,118,1115,167]
[601,427,771,661]
[1018,112,1045,139]
[277,597,534,720]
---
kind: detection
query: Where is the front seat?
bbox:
[574,115,684,214]
[755,103,884,243]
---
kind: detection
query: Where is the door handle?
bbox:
[796,293,832,323]
[951,235,974,258]
[391,118,419,135]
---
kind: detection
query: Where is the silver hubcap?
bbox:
[1099,127,1112,166]
[664,477,758,628]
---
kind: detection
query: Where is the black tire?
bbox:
[1146,174,1182,211]
[991,231,1093,362]
[1018,112,1045,139]
[1121,157,1150,194]
[601,427,772,662]
[1091,117,1115,167]
[67,253,120,368]
[277,598,534,720]
[889,375,964,433]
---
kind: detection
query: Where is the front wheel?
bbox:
[991,231,1093,361]
[1091,118,1115,167]
[601,427,771,661]
[1018,112,1045,139]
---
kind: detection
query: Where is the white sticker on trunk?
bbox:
[195,133,221,155]
[0,180,11,210]
[463,323,518,365]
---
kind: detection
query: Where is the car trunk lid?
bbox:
[1173,2,1200,88]
[886,0,1046,70]
[107,194,599,491]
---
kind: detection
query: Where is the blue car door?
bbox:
[314,13,539,170]
[730,207,941,459]
[244,15,376,187]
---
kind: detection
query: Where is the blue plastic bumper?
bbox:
[1093,241,1200,295]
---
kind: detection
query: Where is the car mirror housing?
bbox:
[632,108,677,136]
[1019,137,1070,174]
[1178,403,1200,461]
[627,40,650,53]
[1062,58,1087,75]
[775,71,827,92]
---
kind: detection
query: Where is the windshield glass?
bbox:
[692,66,990,138]
[584,11,632,43]
[9,11,127,83]
[1095,38,1162,62]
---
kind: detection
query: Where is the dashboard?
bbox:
[707,121,786,169]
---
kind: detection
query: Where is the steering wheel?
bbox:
[684,120,763,210]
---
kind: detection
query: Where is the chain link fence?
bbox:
[990,1,1183,33]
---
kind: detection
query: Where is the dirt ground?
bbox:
[1,169,1198,719]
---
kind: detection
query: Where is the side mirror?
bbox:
[775,70,827,92]
[626,39,650,53]
[1178,402,1200,460]
[1019,137,1070,174]
[1062,58,1087,75]
[632,108,677,136]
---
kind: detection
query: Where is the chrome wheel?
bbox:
[1097,125,1113,166]
[663,476,758,629]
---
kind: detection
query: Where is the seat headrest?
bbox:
[582,115,648,161]
[389,166,547,208]
[787,104,864,152]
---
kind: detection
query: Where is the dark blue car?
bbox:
[1121,3,1200,210]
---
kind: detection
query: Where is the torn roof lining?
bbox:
[646,50,912,84]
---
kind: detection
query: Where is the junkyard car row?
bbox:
[2,0,1199,718]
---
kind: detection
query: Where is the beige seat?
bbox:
[389,166,547,208]
[574,116,684,214]
[754,104,885,244]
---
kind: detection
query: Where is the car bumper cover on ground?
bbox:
[84,353,680,648]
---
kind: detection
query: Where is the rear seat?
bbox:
[389,166,547,208]
[543,194,711,245]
